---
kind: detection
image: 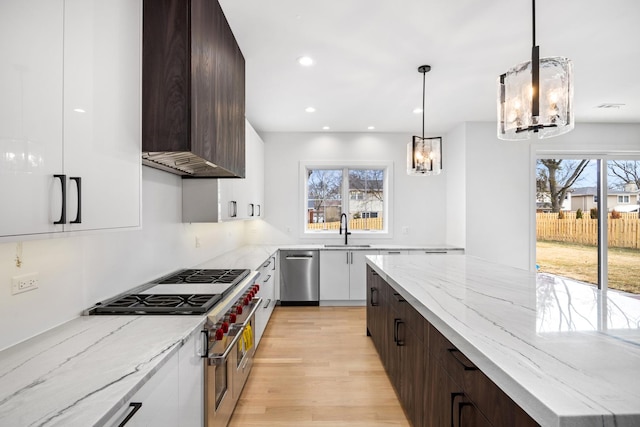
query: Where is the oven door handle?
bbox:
[240,297,263,328]
[208,327,245,363]
[208,297,263,362]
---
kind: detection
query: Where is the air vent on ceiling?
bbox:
[596,103,625,109]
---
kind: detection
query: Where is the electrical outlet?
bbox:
[11,272,39,295]
[402,226,409,235]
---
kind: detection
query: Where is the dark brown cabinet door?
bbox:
[464,370,538,427]
[143,0,245,178]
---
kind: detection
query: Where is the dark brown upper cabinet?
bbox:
[142,0,245,178]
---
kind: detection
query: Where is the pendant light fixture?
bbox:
[408,65,442,176]
[497,0,574,140]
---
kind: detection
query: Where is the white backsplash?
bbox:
[0,166,248,351]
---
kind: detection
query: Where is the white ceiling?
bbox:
[218,0,640,135]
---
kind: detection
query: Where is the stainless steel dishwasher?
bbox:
[279,250,319,306]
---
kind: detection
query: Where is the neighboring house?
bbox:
[536,192,571,212]
[570,186,640,212]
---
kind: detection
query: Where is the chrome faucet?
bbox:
[339,213,351,245]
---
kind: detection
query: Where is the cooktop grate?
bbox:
[92,293,222,315]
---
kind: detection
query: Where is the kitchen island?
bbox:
[366,253,640,427]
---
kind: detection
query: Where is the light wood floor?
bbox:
[229,306,410,426]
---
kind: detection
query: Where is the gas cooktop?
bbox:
[89,268,251,315]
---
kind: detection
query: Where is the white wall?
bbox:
[445,123,466,248]
[260,132,448,246]
[462,122,640,271]
[0,166,248,350]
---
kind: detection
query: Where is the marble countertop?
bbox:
[366,254,640,427]
[0,315,205,426]
[0,246,279,427]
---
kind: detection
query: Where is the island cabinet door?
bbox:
[366,267,384,353]
[464,369,539,427]
[425,356,491,427]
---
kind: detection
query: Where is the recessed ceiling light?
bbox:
[413,108,423,114]
[73,108,86,113]
[305,107,316,113]
[367,126,375,130]
[297,56,314,66]
[322,126,330,130]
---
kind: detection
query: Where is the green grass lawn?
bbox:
[536,241,640,294]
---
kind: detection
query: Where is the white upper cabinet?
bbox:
[63,0,141,232]
[0,0,141,239]
[182,119,264,223]
[0,0,65,237]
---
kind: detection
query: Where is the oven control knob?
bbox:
[248,290,255,299]
[229,313,237,323]
[254,284,260,292]
[243,296,250,306]
[221,321,229,333]
[215,328,224,340]
[236,305,243,315]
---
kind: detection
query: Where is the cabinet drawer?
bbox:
[428,324,477,388]
[465,369,539,427]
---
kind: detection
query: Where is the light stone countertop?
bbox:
[366,253,640,427]
[0,244,461,426]
[0,246,280,427]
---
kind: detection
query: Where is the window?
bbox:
[303,164,389,233]
[618,195,630,203]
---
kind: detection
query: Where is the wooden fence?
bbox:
[307,217,384,231]
[536,212,640,249]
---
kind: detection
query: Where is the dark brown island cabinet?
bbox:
[366,266,539,427]
[142,0,245,178]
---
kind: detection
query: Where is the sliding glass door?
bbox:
[536,157,639,295]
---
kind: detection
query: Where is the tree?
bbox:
[608,160,640,190]
[537,159,589,212]
[307,169,342,222]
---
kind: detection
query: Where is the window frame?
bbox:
[299,160,393,238]
[531,150,640,294]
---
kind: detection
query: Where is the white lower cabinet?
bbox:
[178,331,204,427]
[255,253,277,347]
[320,250,378,302]
[106,331,203,427]
[106,351,180,427]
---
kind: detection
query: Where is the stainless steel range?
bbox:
[87,269,251,315]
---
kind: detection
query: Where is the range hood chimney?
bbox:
[142,0,245,178]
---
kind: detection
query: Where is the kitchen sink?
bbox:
[324,244,372,248]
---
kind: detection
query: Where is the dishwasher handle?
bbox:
[285,255,314,260]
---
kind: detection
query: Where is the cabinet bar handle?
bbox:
[249,203,254,217]
[395,319,405,346]
[70,177,81,224]
[370,287,379,306]
[118,402,142,427]
[264,298,271,308]
[200,329,209,358]
[257,204,261,216]
[392,292,405,303]
[262,274,271,283]
[450,392,464,427]
[53,174,66,224]
[262,260,271,268]
[447,348,478,371]
[387,251,401,254]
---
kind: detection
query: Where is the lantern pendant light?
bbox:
[408,65,442,176]
[497,0,574,140]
